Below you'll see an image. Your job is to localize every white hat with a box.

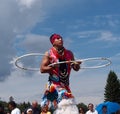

[27,108,32,113]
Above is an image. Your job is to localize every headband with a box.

[27,108,32,113]
[50,34,62,44]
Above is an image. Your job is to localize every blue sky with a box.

[0,0,120,106]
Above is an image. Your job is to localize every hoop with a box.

[15,53,45,71]
[48,57,112,69]
[15,53,112,71]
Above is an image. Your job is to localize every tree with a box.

[104,70,120,104]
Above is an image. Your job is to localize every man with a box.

[40,33,81,108]
[31,101,40,114]
[8,101,21,114]
[24,100,40,114]
[86,103,98,114]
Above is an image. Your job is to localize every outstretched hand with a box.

[71,61,82,71]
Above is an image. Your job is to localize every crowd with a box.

[1,100,120,114]
[0,100,51,114]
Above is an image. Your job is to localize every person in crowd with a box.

[26,108,33,114]
[101,105,107,114]
[86,103,98,114]
[40,33,81,108]
[116,110,120,114]
[0,104,6,114]
[79,107,85,114]
[40,104,51,114]
[31,101,40,114]
[8,101,21,114]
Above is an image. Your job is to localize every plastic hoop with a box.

[15,53,45,71]
[15,53,112,71]
[48,57,112,69]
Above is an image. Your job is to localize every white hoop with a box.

[15,53,112,71]
[48,57,112,69]
[15,53,45,71]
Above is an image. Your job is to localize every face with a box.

[27,110,33,114]
[88,104,94,111]
[8,104,13,111]
[102,107,107,112]
[32,101,38,108]
[41,105,48,113]
[53,37,63,47]
[79,107,84,113]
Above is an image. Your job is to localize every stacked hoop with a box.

[15,53,112,71]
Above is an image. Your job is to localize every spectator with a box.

[116,110,120,114]
[86,103,98,114]
[79,107,85,114]
[101,105,107,114]
[26,108,33,114]
[31,101,40,114]
[40,104,51,114]
[8,101,21,114]
[0,104,6,114]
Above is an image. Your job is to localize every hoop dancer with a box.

[40,33,81,110]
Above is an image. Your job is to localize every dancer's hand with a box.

[71,61,81,71]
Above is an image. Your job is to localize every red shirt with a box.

[48,47,73,86]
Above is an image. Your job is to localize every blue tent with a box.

[96,101,120,114]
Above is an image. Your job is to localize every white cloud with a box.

[99,31,119,42]
[75,30,120,44]
[0,67,47,103]
[15,34,51,54]
[0,0,47,80]
[16,0,36,8]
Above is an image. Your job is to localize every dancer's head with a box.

[50,33,63,47]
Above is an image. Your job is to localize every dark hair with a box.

[88,103,93,107]
[0,104,4,112]
[102,105,107,109]
[79,107,85,113]
[50,34,55,41]
[49,33,62,44]
[8,101,16,108]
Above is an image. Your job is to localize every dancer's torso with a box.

[48,47,73,86]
